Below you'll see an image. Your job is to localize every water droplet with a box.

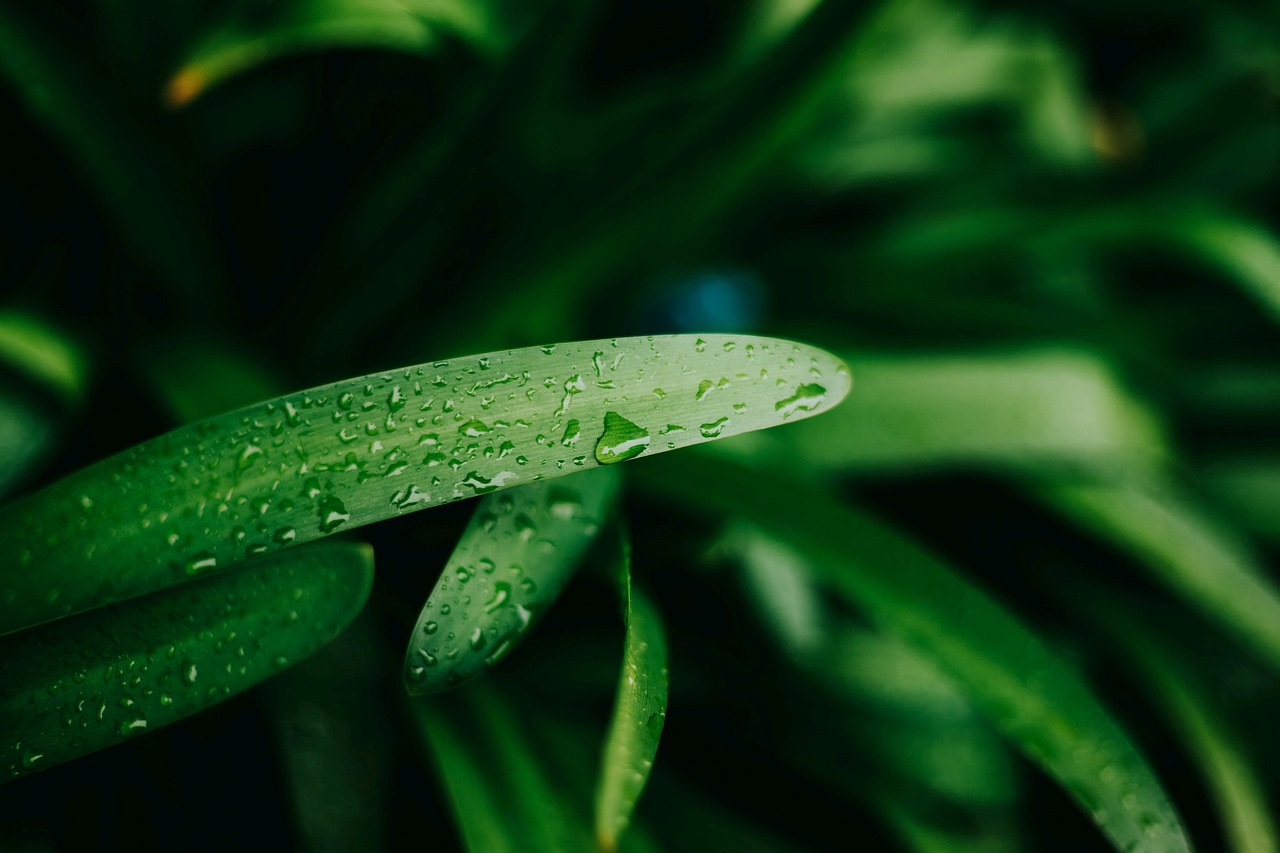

[560,419,581,446]
[595,412,650,464]
[699,417,729,438]
[185,553,217,576]
[237,443,263,470]
[273,527,296,544]
[407,665,426,682]
[458,418,490,437]
[317,495,350,533]
[694,338,706,352]
[22,748,43,768]
[181,660,198,685]
[119,715,148,737]
[469,627,488,651]
[484,582,511,613]
[423,621,439,635]
[774,383,827,418]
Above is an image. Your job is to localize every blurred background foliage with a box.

[2,0,1280,849]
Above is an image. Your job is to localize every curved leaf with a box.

[413,683,595,852]
[0,334,849,636]
[1042,480,1280,676]
[595,525,669,853]
[633,453,1191,853]
[2,541,373,782]
[404,466,619,694]
[165,0,509,107]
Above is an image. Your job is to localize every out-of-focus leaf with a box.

[1104,613,1279,853]
[165,0,508,107]
[139,334,288,425]
[634,452,1191,853]
[1042,481,1280,675]
[412,683,594,852]
[723,521,828,657]
[723,348,1165,477]
[0,311,86,403]
[595,525,668,853]
[0,311,85,499]
[1199,459,1280,542]
[2,541,373,782]
[0,334,848,636]
[404,467,619,694]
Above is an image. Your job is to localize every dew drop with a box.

[774,383,827,418]
[595,412,650,464]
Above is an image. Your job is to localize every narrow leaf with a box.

[0,310,86,403]
[0,334,849,636]
[412,683,595,852]
[1101,613,1278,853]
[404,466,619,694]
[1042,480,1280,675]
[595,525,669,853]
[1200,459,1280,543]
[633,453,1191,853]
[2,541,373,782]
[165,0,509,107]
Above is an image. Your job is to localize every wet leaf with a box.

[1,541,373,782]
[0,334,848,636]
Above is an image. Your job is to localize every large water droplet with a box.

[595,412,650,464]
[699,417,729,438]
[317,495,350,533]
[774,383,827,418]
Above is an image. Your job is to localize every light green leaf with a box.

[404,466,619,694]
[633,453,1191,853]
[2,541,373,782]
[1041,480,1280,675]
[165,0,508,107]
[0,311,86,403]
[413,683,595,852]
[0,334,848,637]
[595,525,669,853]
[722,348,1165,477]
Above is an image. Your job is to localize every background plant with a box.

[2,0,1280,850]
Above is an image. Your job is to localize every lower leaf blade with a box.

[2,541,374,782]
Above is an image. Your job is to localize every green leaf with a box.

[0,334,848,637]
[1,540,373,782]
[1101,613,1279,853]
[633,453,1191,853]
[1200,458,1280,543]
[595,525,669,853]
[723,348,1166,477]
[165,0,508,107]
[0,310,86,403]
[412,682,595,852]
[404,466,619,694]
[1041,480,1280,676]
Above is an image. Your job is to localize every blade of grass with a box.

[595,523,669,853]
[0,333,849,636]
[404,466,619,694]
[1040,480,1280,676]
[2,540,373,782]
[164,0,509,107]
[412,682,595,852]
[632,452,1191,853]
[0,311,86,404]
[1096,606,1279,853]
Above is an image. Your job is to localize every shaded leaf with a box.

[2,541,373,782]
[1042,480,1280,675]
[404,466,619,693]
[633,452,1191,853]
[595,525,669,852]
